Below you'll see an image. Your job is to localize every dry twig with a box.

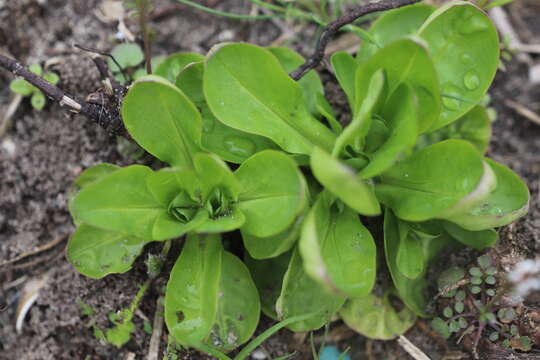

[289,0,421,80]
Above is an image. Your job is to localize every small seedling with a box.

[9,64,59,110]
[431,255,532,356]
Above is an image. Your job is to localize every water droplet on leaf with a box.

[223,136,256,157]
[442,83,462,110]
[463,71,480,90]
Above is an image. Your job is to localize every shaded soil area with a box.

[1,1,539,359]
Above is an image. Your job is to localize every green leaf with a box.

[340,293,416,340]
[299,192,376,297]
[177,62,279,164]
[446,158,529,230]
[242,213,303,260]
[333,69,384,157]
[376,140,495,222]
[154,52,204,83]
[269,46,324,117]
[437,266,465,294]
[276,248,346,332]
[68,163,121,224]
[165,234,222,348]
[122,75,202,168]
[485,0,515,9]
[205,252,260,352]
[244,252,291,319]
[356,3,435,63]
[431,317,451,339]
[29,64,42,76]
[310,147,380,216]
[108,43,144,71]
[359,83,418,179]
[395,222,425,279]
[236,150,307,238]
[478,255,492,268]
[71,165,166,240]
[442,221,498,249]
[385,210,452,316]
[418,2,499,129]
[67,224,146,279]
[194,153,240,202]
[204,43,335,154]
[10,78,34,96]
[330,51,357,108]
[447,105,491,154]
[31,91,46,110]
[43,72,60,85]
[355,38,441,133]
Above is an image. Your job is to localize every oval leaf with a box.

[154,52,204,83]
[205,252,260,352]
[68,224,146,279]
[340,294,416,340]
[177,62,279,163]
[356,3,435,63]
[418,2,499,129]
[299,192,376,297]
[311,147,380,216]
[236,150,307,238]
[376,140,492,222]
[359,83,418,179]
[165,234,222,347]
[355,38,441,133]
[446,158,529,231]
[204,43,335,154]
[275,248,346,332]
[122,75,202,168]
[72,165,166,239]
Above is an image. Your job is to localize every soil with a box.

[0,1,539,359]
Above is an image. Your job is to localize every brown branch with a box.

[289,0,423,80]
[0,54,127,136]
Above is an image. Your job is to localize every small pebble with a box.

[1,137,16,157]
[251,348,267,359]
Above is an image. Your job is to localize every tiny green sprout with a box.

[449,320,460,333]
[498,308,517,323]
[9,63,59,110]
[443,306,454,318]
[471,286,482,294]
[471,276,483,285]
[469,267,483,277]
[477,255,492,268]
[480,312,496,323]
[485,275,496,285]
[431,317,451,339]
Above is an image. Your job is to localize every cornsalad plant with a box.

[66,2,529,357]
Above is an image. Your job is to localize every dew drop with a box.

[459,15,489,35]
[441,83,462,111]
[223,136,256,157]
[463,71,480,90]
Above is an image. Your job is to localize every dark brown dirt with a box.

[1,1,539,359]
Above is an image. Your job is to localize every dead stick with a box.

[0,54,126,135]
[289,0,422,80]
